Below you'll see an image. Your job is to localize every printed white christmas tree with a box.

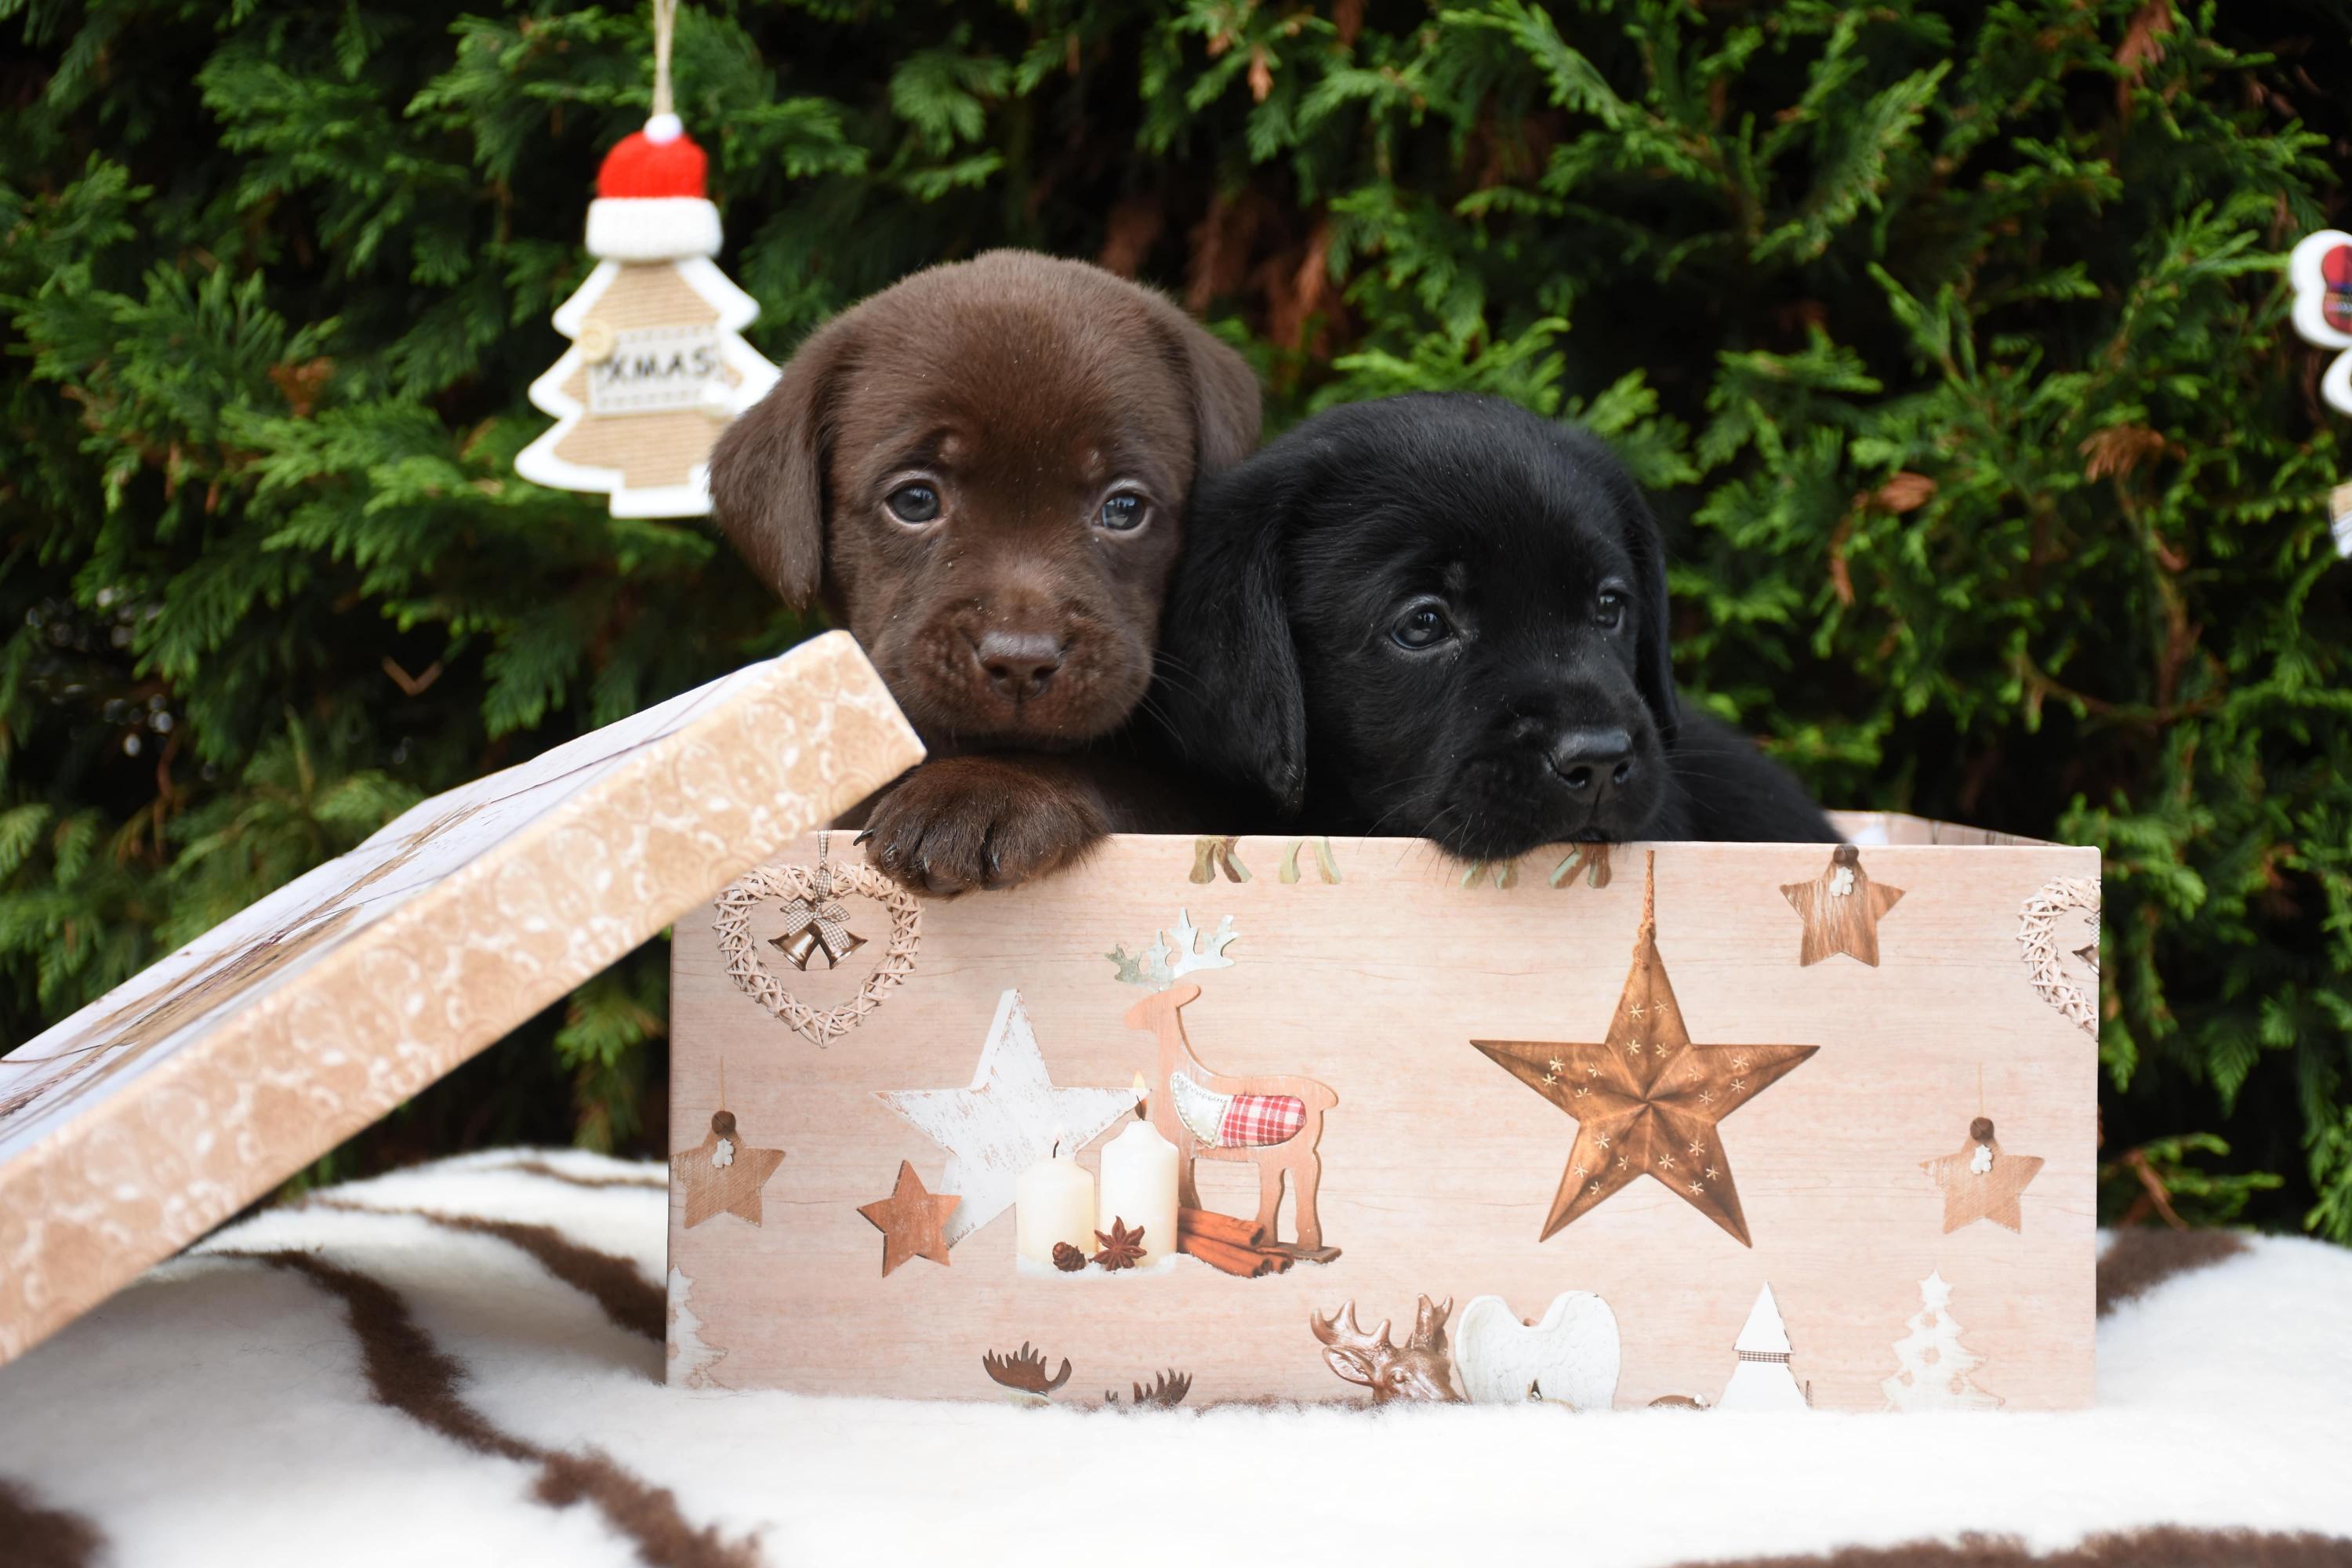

[1715,1283,1811,1411]
[1881,1270,2002,1411]
[666,1265,726,1389]
[515,113,780,518]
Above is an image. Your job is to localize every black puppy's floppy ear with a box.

[706,314,856,607]
[1135,289,1261,477]
[1599,459,1681,747]
[1154,468,1307,815]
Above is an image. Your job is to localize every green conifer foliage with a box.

[4,2,2345,1232]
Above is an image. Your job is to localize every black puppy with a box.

[1151,393,1836,857]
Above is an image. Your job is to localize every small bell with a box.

[771,919,866,970]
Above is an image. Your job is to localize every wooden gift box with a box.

[666,818,2100,1411]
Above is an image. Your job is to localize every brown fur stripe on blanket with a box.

[0,1476,105,1568]
[306,1196,665,1341]
[2094,1227,2249,1316]
[228,1247,760,1568]
[1671,1526,2352,1566]
[502,1156,668,1192]
[0,1152,2324,1568]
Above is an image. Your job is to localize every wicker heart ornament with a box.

[2015,875,2100,1037]
[716,840,920,1046]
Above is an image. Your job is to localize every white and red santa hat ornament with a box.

[584,111,726,263]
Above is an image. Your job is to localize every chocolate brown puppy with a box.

[708,250,1259,893]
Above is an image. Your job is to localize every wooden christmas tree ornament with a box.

[515,0,779,517]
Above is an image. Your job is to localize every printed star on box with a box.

[1473,853,1818,1247]
[857,1160,961,1276]
[671,1105,786,1229]
[877,989,1140,1247]
[1780,844,1904,967]
[1921,1116,2044,1233]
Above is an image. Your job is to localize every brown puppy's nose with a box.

[975,630,1065,702]
[1550,728,1635,796]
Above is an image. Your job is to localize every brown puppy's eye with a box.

[1392,603,1454,651]
[886,483,941,524]
[1595,590,1627,631]
[1097,492,1148,532]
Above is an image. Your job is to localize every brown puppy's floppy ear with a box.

[1135,289,1261,477]
[705,314,856,606]
[1152,460,1308,815]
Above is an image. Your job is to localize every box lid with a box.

[0,631,920,1367]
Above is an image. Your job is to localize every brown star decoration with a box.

[858,1160,960,1276]
[1472,851,1819,1247]
[1780,844,1904,967]
[1922,1115,2043,1233]
[671,1095,787,1230]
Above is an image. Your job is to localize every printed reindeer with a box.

[1111,912,1339,1261]
[1310,1296,1463,1404]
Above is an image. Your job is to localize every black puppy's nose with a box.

[975,631,1065,701]
[1550,728,1635,794]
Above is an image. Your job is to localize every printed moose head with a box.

[1310,1297,1462,1404]
[982,1341,1072,1405]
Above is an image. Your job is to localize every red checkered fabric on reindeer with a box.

[1169,1070,1305,1149]
[1219,1093,1305,1148]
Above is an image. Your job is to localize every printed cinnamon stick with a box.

[1176,1232,1272,1277]
[1177,1207,1266,1249]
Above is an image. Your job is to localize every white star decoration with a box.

[875,988,1139,1247]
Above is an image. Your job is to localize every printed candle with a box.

[1097,1087,1180,1269]
[1013,1138,1094,1267]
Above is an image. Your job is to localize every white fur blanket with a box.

[2,1150,2347,1568]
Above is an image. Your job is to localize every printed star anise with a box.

[1051,1241,1087,1272]
[1092,1218,1147,1271]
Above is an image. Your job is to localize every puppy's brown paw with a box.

[860,758,1109,895]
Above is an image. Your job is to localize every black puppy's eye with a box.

[885,483,941,524]
[1392,604,1454,651]
[1595,590,1627,631]
[1097,492,1149,532]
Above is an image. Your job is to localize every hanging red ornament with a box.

[515,0,779,517]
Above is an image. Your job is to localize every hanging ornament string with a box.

[1635,848,1658,955]
[649,0,678,121]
